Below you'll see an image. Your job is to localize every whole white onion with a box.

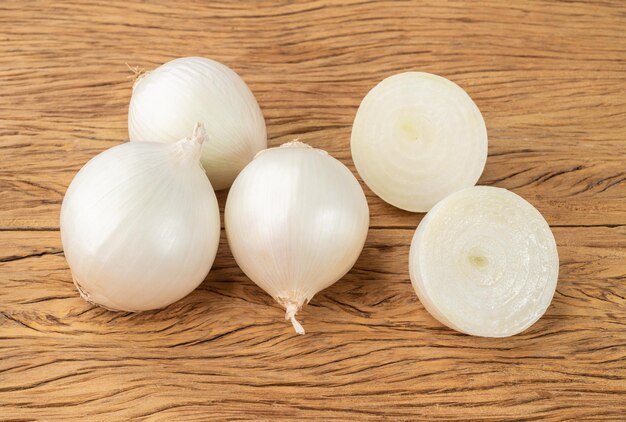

[61,124,221,311]
[128,57,267,190]
[225,142,370,334]
[351,72,488,212]
[409,186,559,337]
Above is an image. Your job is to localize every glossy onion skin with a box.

[128,57,267,190]
[409,186,559,337]
[351,72,488,212]
[60,141,221,312]
[225,144,370,315]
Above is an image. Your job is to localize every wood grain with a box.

[1,227,625,420]
[0,0,625,420]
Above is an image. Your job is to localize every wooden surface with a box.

[1,0,625,420]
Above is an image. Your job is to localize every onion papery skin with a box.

[225,142,370,334]
[60,132,221,312]
[351,72,488,212]
[128,57,267,190]
[409,186,559,337]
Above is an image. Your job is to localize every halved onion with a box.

[351,72,488,212]
[409,186,559,337]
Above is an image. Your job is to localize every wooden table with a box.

[1,1,625,420]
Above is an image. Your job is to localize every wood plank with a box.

[0,227,624,420]
[1,0,625,229]
[1,0,625,420]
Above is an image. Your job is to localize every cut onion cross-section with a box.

[409,186,559,337]
[351,72,488,212]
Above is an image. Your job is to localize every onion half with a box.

[409,186,559,337]
[351,72,488,212]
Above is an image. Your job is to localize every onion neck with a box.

[172,122,206,166]
[254,140,328,160]
[126,63,151,91]
[280,140,311,149]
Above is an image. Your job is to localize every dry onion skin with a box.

[351,72,488,212]
[225,142,369,334]
[61,124,221,312]
[409,186,559,337]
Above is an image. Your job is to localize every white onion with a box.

[225,142,370,334]
[128,57,267,190]
[351,72,488,212]
[409,186,559,337]
[60,124,221,311]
